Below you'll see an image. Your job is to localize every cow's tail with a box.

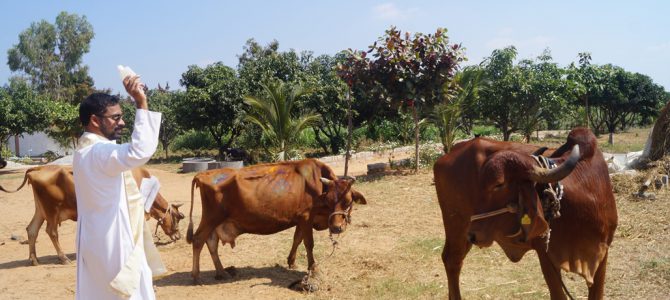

[0,168,32,193]
[186,176,198,244]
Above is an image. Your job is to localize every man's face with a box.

[96,104,125,140]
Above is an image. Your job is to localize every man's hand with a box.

[123,75,148,110]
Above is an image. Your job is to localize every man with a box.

[74,75,161,300]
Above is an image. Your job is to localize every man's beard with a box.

[101,123,124,140]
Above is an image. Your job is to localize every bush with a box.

[472,125,500,137]
[171,130,217,151]
[390,143,444,170]
[1,145,12,160]
[42,150,62,162]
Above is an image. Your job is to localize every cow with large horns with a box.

[0,165,185,265]
[434,128,617,299]
[186,158,366,284]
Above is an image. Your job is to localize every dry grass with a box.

[0,127,669,299]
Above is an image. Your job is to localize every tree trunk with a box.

[344,89,353,176]
[14,135,20,156]
[648,100,670,161]
[584,95,590,129]
[413,103,419,173]
[313,128,330,154]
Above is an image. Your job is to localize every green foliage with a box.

[171,130,217,151]
[147,88,184,159]
[301,54,350,154]
[391,144,443,170]
[244,80,321,161]
[478,47,574,142]
[44,99,80,149]
[237,39,305,95]
[7,11,94,103]
[0,78,51,144]
[472,125,500,137]
[177,62,246,159]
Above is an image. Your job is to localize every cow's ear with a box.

[520,184,548,242]
[352,189,367,205]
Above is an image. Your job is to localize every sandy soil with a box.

[1,149,668,299]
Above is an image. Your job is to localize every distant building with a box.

[6,132,72,157]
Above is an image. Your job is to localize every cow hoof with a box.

[29,258,40,266]
[192,278,203,286]
[59,257,72,265]
[288,263,297,270]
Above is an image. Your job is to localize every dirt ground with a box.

[1,142,669,299]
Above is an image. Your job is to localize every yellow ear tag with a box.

[521,214,531,225]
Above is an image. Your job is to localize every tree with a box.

[244,80,321,161]
[147,87,183,159]
[517,50,573,142]
[237,39,306,96]
[478,46,520,141]
[177,62,246,160]
[0,78,51,152]
[302,54,350,154]
[7,12,95,148]
[7,11,94,102]
[430,66,485,152]
[236,39,311,155]
[339,26,465,171]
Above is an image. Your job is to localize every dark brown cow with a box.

[0,165,185,266]
[434,128,617,299]
[186,158,366,284]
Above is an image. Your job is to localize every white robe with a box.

[74,109,161,300]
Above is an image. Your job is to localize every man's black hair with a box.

[79,93,120,126]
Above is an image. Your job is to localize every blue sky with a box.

[1,1,669,94]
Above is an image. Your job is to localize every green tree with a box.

[517,50,573,142]
[478,46,520,141]
[430,66,485,152]
[236,39,309,155]
[0,78,51,152]
[339,26,465,171]
[7,12,95,148]
[147,87,184,159]
[243,80,321,161]
[302,54,350,154]
[177,63,247,160]
[7,11,94,102]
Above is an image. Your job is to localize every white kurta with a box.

[74,109,161,300]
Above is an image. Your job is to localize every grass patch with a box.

[640,257,670,284]
[366,278,444,299]
[406,237,444,257]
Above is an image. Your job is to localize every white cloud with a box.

[372,3,420,21]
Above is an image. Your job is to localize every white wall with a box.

[6,132,72,157]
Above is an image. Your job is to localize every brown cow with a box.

[186,158,366,284]
[434,128,617,299]
[0,165,185,266]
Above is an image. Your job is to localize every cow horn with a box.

[173,203,184,208]
[320,177,333,186]
[532,146,548,156]
[529,145,580,183]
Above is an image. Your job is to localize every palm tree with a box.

[244,80,321,161]
[430,66,485,153]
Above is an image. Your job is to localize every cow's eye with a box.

[492,183,505,191]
